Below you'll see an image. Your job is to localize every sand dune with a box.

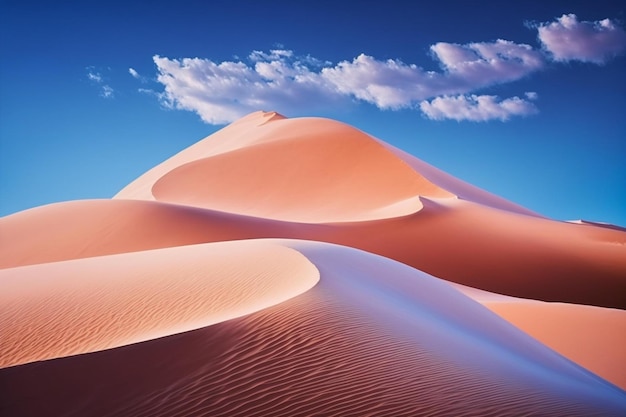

[0,240,318,367]
[2,196,624,309]
[1,241,624,416]
[151,120,452,222]
[143,113,454,222]
[1,111,625,415]
[0,198,285,269]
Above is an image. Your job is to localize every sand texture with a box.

[1,111,624,416]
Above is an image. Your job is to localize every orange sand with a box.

[453,282,626,390]
[1,111,624,416]
[0,240,318,367]
[1,241,624,416]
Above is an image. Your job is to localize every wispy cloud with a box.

[420,93,538,122]
[150,13,624,124]
[536,14,626,64]
[129,67,149,83]
[101,85,114,99]
[86,67,114,99]
[87,71,103,83]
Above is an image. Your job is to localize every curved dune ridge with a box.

[1,111,625,415]
[0,240,319,367]
[1,241,625,416]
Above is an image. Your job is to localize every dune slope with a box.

[0,240,319,367]
[1,241,623,416]
[2,196,624,309]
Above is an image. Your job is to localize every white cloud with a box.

[154,54,339,124]
[321,54,429,109]
[129,67,149,83]
[147,13,623,124]
[101,85,114,98]
[154,40,544,123]
[420,94,538,122]
[86,67,114,99]
[537,14,626,64]
[525,91,538,100]
[319,40,543,110]
[87,71,102,83]
[249,49,293,62]
[430,40,544,87]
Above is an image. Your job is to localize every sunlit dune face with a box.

[152,118,452,223]
[0,240,319,367]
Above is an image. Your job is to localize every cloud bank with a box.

[537,14,626,64]
[155,40,543,124]
[148,14,625,123]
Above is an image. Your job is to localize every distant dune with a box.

[1,111,624,416]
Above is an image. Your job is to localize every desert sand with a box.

[1,111,625,416]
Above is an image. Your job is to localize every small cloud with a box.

[525,91,538,100]
[248,49,294,62]
[129,67,148,83]
[536,14,626,64]
[86,67,114,99]
[430,40,544,85]
[419,94,538,122]
[87,71,102,83]
[101,85,114,98]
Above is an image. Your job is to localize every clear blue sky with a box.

[1,0,625,225]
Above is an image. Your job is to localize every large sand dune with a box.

[1,111,625,415]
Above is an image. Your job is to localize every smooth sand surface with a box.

[151,119,452,222]
[453,282,626,390]
[486,302,626,390]
[1,111,624,416]
[1,240,624,416]
[0,240,319,367]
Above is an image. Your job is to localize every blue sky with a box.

[1,0,625,225]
